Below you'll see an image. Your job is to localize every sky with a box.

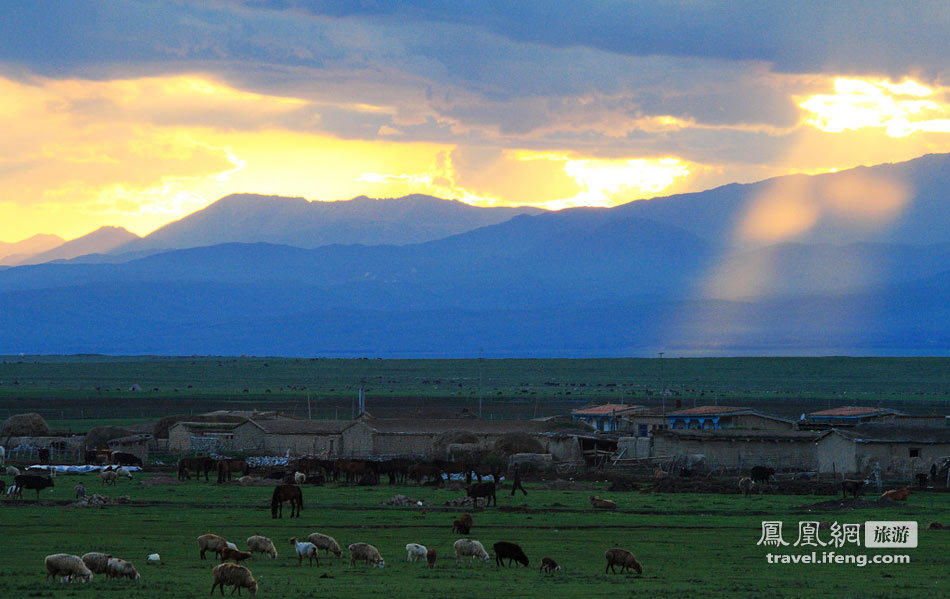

[2,1,950,243]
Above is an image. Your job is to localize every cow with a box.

[466,482,497,507]
[842,479,868,499]
[13,474,54,499]
[110,452,143,467]
[750,466,775,483]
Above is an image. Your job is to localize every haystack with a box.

[493,432,544,456]
[1,412,50,437]
[152,414,248,439]
[433,430,480,455]
[84,426,132,450]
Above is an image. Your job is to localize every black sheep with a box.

[750,466,775,483]
[493,541,529,567]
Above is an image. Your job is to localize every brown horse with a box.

[216,459,248,484]
[178,456,215,481]
[272,484,303,518]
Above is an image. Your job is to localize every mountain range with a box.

[1,153,947,356]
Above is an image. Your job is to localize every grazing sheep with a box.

[452,512,474,534]
[589,495,617,510]
[540,556,560,573]
[237,476,254,486]
[74,483,86,499]
[198,534,229,560]
[604,548,643,574]
[6,466,19,477]
[453,539,490,566]
[100,470,118,486]
[426,548,437,569]
[246,536,277,560]
[348,542,385,568]
[493,541,529,567]
[842,479,867,499]
[294,471,306,484]
[105,557,140,580]
[738,477,755,497]
[146,553,161,565]
[45,553,93,583]
[225,542,238,550]
[81,552,113,574]
[405,543,427,562]
[307,532,343,558]
[116,467,132,480]
[289,537,319,566]
[220,547,253,564]
[211,563,258,596]
[881,487,909,501]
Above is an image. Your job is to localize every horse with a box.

[178,456,215,481]
[216,459,248,484]
[271,484,303,518]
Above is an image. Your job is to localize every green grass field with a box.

[1,473,947,598]
[2,356,949,426]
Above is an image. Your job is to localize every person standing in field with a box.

[510,464,527,496]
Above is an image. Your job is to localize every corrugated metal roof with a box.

[807,406,899,418]
[571,404,646,416]
[666,406,749,416]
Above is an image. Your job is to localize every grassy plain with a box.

[0,473,947,599]
[1,356,948,426]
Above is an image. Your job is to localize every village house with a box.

[570,404,646,432]
[815,425,950,477]
[665,406,796,431]
[803,406,904,428]
[168,421,241,453]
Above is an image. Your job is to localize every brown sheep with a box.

[452,512,474,534]
[198,534,229,560]
[605,548,642,574]
[426,548,437,569]
[540,556,560,573]
[81,552,112,575]
[211,563,257,596]
[589,495,617,510]
[220,547,253,564]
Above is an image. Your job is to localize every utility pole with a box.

[478,348,484,419]
[658,352,665,414]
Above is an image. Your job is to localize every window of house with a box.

[909,448,921,458]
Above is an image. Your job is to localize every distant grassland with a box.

[0,473,947,599]
[0,356,947,425]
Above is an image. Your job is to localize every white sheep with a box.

[5,465,19,477]
[197,534,229,560]
[453,539,490,566]
[100,470,117,485]
[105,557,140,580]
[116,467,132,480]
[289,537,319,566]
[294,471,306,484]
[211,563,257,596]
[45,553,93,583]
[246,536,277,560]
[405,543,427,562]
[307,532,342,558]
[348,542,385,568]
[145,553,161,565]
[225,541,238,550]
[81,552,112,574]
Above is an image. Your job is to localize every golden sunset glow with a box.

[800,78,950,137]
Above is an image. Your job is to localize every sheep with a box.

[453,539,490,566]
[220,547,253,564]
[211,563,258,596]
[348,542,385,568]
[452,512,474,534]
[146,553,161,565]
[45,553,93,583]
[604,548,643,575]
[105,557,140,580]
[225,541,238,550]
[6,465,19,477]
[405,543,427,562]
[539,556,561,573]
[881,487,909,501]
[493,541,529,567]
[294,471,306,484]
[738,477,755,497]
[116,467,132,480]
[246,535,277,560]
[589,495,617,510]
[74,483,86,499]
[307,532,343,558]
[426,548,437,569]
[198,534,229,560]
[289,537,319,566]
[100,470,118,486]
[237,475,254,485]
